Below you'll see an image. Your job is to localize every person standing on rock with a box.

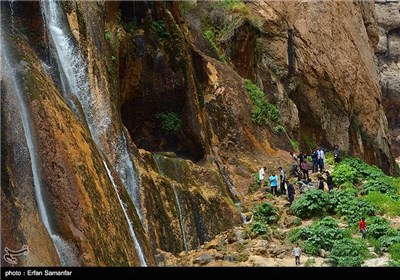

[300,159,310,181]
[359,217,366,239]
[278,167,286,195]
[318,176,325,191]
[293,242,301,266]
[269,173,278,196]
[311,149,319,173]
[317,146,325,172]
[333,145,340,163]
[287,180,295,206]
[259,167,266,189]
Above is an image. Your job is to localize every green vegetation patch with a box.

[156,112,183,134]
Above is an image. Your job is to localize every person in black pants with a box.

[311,149,318,173]
[326,171,334,192]
[287,180,295,206]
[278,167,286,195]
[318,176,325,190]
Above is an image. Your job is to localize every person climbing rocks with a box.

[318,176,325,191]
[317,146,325,172]
[287,179,295,206]
[291,160,299,177]
[298,151,304,164]
[326,171,333,192]
[269,173,278,196]
[334,145,340,163]
[300,159,310,181]
[311,149,319,173]
[359,217,366,239]
[259,167,266,189]
[278,167,286,195]
[293,242,301,266]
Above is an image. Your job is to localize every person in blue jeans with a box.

[269,173,278,196]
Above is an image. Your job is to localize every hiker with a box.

[293,242,301,266]
[359,217,366,239]
[317,146,325,172]
[287,180,295,206]
[291,161,299,177]
[333,145,340,163]
[300,159,310,181]
[326,171,333,192]
[278,167,286,195]
[311,149,319,173]
[298,151,304,164]
[290,151,298,163]
[259,167,266,189]
[318,176,325,191]
[269,173,278,196]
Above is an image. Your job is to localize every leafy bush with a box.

[366,216,392,239]
[362,178,398,195]
[328,239,368,267]
[389,243,400,261]
[378,231,400,248]
[339,182,358,193]
[290,139,299,151]
[332,164,360,185]
[273,125,286,134]
[223,0,249,15]
[250,221,270,238]
[291,189,331,218]
[335,198,375,223]
[325,151,335,165]
[253,202,278,224]
[244,80,282,127]
[152,20,170,39]
[248,173,261,193]
[364,191,400,217]
[289,217,344,256]
[156,112,183,133]
[294,217,302,226]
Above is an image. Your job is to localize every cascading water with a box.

[153,155,188,252]
[102,160,147,267]
[1,38,78,266]
[40,0,143,221]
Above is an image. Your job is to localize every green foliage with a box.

[388,260,400,267]
[332,164,360,185]
[244,80,282,128]
[364,192,400,217]
[291,139,299,151]
[248,173,261,193]
[389,243,400,261]
[339,182,358,193]
[328,239,368,267]
[336,198,376,223]
[325,151,335,165]
[291,189,331,218]
[294,217,302,226]
[366,216,392,239]
[250,221,270,238]
[105,30,111,41]
[152,20,170,39]
[203,30,227,64]
[378,231,400,248]
[156,112,183,133]
[273,125,286,134]
[362,177,399,196]
[253,202,278,224]
[290,217,344,256]
[223,0,249,15]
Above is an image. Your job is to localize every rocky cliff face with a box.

[1,0,398,267]
[375,0,400,166]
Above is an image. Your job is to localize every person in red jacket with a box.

[359,217,366,239]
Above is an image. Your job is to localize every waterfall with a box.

[1,39,78,266]
[9,0,15,33]
[40,0,143,221]
[102,160,147,267]
[235,202,253,225]
[153,155,188,252]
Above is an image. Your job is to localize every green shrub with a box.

[251,221,270,238]
[335,198,375,223]
[325,151,335,165]
[156,112,183,133]
[378,231,400,248]
[289,217,344,256]
[366,216,392,239]
[332,164,360,185]
[273,125,286,134]
[389,243,400,261]
[362,178,398,195]
[339,182,358,193]
[223,0,249,15]
[244,80,282,127]
[290,139,299,151]
[253,202,278,224]
[291,189,331,218]
[388,260,400,267]
[294,217,302,226]
[364,191,400,217]
[105,30,111,41]
[328,239,368,267]
[248,173,261,193]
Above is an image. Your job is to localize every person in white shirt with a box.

[317,147,325,172]
[259,167,266,189]
[293,242,301,266]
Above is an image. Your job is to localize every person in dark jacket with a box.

[311,149,318,173]
[287,179,295,206]
[326,171,334,192]
[318,176,325,191]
